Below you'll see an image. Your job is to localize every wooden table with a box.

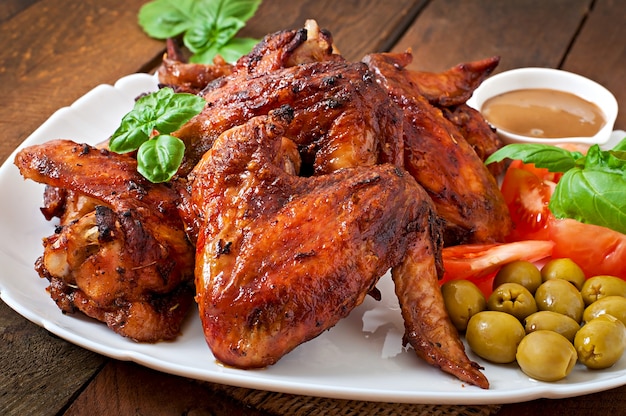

[1,1,625,415]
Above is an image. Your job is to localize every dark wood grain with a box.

[0,0,40,23]
[562,0,626,129]
[241,0,428,62]
[392,0,592,72]
[1,1,626,415]
[496,385,626,416]
[0,0,164,165]
[64,361,270,416]
[0,301,106,415]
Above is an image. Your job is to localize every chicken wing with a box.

[14,140,195,342]
[158,20,338,95]
[174,59,404,179]
[157,38,234,94]
[363,51,512,245]
[189,106,488,388]
[402,54,500,107]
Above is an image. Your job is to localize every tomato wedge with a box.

[498,159,626,281]
[500,161,555,242]
[550,218,626,280]
[441,240,554,296]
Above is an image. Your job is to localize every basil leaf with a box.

[613,136,626,151]
[183,16,245,53]
[485,143,583,172]
[216,0,262,22]
[190,37,259,63]
[550,168,626,234]
[138,0,200,39]
[137,135,186,183]
[138,0,262,63]
[109,111,155,153]
[584,144,626,174]
[152,89,206,133]
[109,88,204,154]
[109,88,205,182]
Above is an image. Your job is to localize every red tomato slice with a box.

[441,240,554,296]
[507,159,563,183]
[550,218,626,280]
[501,162,555,242]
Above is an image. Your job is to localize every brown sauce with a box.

[481,88,605,138]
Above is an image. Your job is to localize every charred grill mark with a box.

[324,97,343,109]
[354,175,381,188]
[321,75,338,87]
[127,180,147,196]
[216,239,232,256]
[95,205,117,242]
[294,250,316,260]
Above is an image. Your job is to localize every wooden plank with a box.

[391,0,592,72]
[241,0,428,62]
[0,301,107,415]
[498,385,626,416]
[64,361,270,416]
[0,0,164,165]
[0,0,40,23]
[561,0,626,130]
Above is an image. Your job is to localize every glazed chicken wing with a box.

[188,107,488,388]
[402,55,500,107]
[14,140,195,342]
[443,103,506,176]
[174,59,403,180]
[363,51,512,245]
[158,20,339,95]
[157,38,234,94]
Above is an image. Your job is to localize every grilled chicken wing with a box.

[188,107,488,388]
[158,20,338,95]
[14,140,195,342]
[402,54,500,107]
[157,39,234,94]
[174,59,403,179]
[363,51,511,245]
[442,103,505,176]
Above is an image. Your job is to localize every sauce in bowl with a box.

[481,88,606,139]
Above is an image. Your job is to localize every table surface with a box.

[1,1,625,415]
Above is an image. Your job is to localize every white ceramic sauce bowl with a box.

[467,67,618,145]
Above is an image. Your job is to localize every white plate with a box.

[2,73,626,405]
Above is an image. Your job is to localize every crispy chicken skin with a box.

[188,107,488,388]
[402,55,500,107]
[443,103,505,176]
[174,59,404,178]
[158,20,338,95]
[13,21,503,388]
[363,51,512,245]
[157,39,234,94]
[14,140,195,342]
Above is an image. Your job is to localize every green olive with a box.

[516,330,577,381]
[466,311,525,363]
[540,258,586,290]
[441,280,487,331]
[583,295,626,327]
[488,283,537,321]
[575,314,626,369]
[493,260,543,294]
[580,275,626,306]
[524,311,580,342]
[535,279,585,322]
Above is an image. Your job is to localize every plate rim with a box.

[2,73,626,405]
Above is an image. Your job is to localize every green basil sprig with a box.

[109,87,205,183]
[485,138,626,234]
[138,0,262,63]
